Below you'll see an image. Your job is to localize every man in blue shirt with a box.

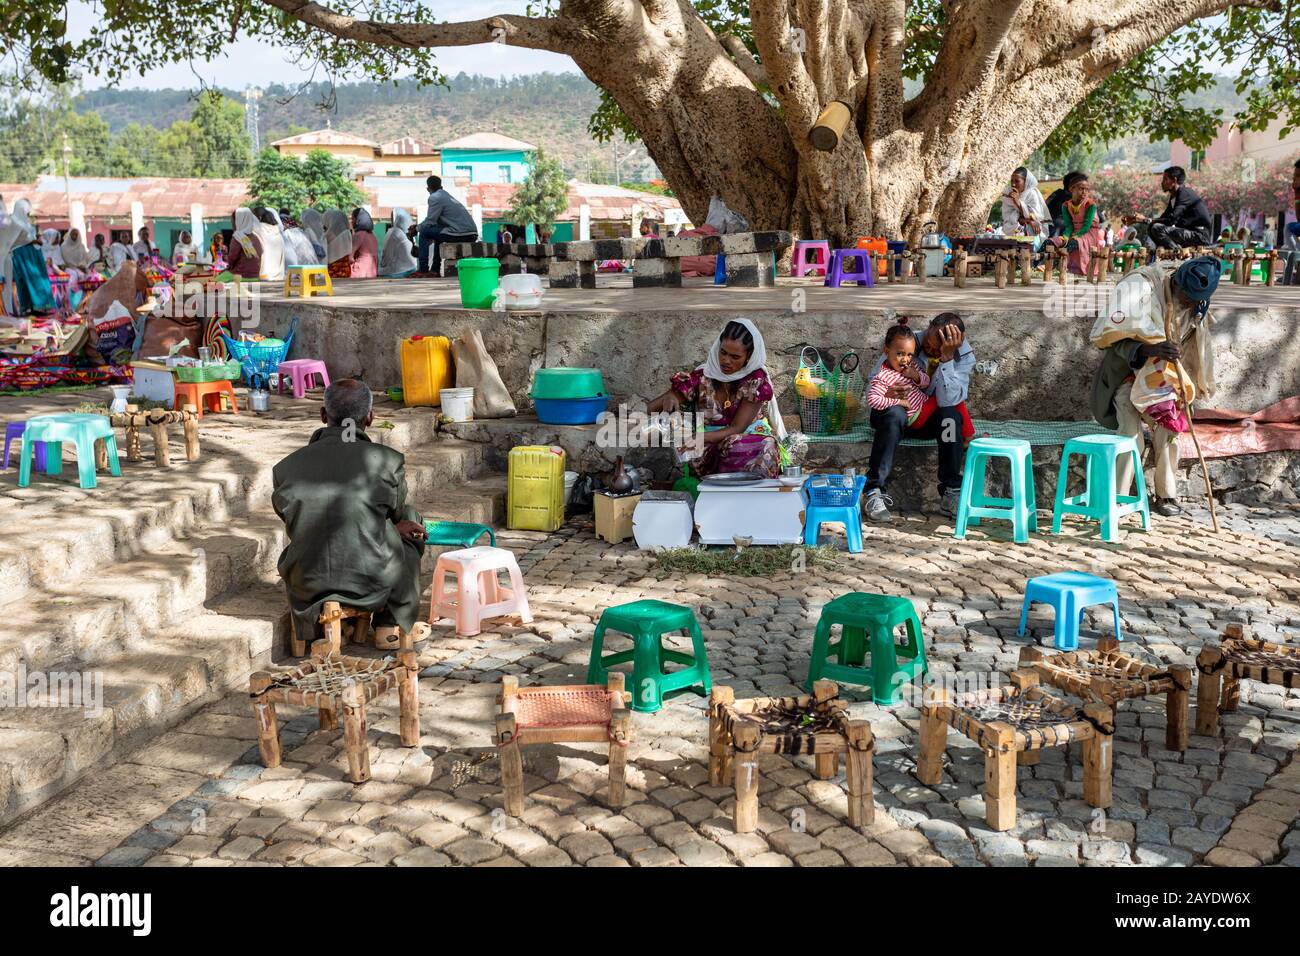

[416,176,479,276]
[864,313,976,521]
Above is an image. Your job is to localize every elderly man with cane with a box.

[1091,256,1220,520]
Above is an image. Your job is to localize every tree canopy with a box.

[247,148,366,211]
[507,148,569,228]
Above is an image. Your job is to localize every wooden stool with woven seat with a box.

[710,680,875,834]
[495,674,632,816]
[1196,623,1300,736]
[1019,638,1192,751]
[249,634,420,784]
[916,672,1115,831]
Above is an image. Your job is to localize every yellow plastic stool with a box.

[284,265,333,298]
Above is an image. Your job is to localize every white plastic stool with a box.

[429,546,533,637]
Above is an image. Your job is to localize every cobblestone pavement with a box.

[0,506,1297,868]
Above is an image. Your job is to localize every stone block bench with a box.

[439,231,793,290]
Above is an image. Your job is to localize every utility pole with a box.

[244,86,262,152]
[62,132,72,218]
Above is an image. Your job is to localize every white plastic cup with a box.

[563,470,578,503]
[440,387,475,422]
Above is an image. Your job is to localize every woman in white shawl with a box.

[323,209,353,278]
[252,207,286,281]
[300,208,328,260]
[273,209,319,266]
[380,208,419,277]
[60,228,94,294]
[0,200,55,315]
[648,317,786,477]
[41,229,65,270]
[1001,167,1051,245]
[171,230,198,266]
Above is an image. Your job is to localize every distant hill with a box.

[74,73,659,182]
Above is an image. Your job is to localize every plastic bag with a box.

[704,197,749,235]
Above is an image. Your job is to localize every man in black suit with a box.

[1124,166,1213,256]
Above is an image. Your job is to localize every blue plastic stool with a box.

[803,474,866,553]
[824,249,875,288]
[18,413,121,490]
[713,254,726,285]
[3,421,46,471]
[953,437,1037,544]
[1052,434,1150,542]
[1018,571,1122,651]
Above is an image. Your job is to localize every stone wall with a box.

[259,301,1300,424]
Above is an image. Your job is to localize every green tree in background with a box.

[248,148,364,213]
[107,123,159,177]
[190,90,252,177]
[507,148,568,233]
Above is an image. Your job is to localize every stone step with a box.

[394,438,490,489]
[416,473,507,527]
[0,580,290,827]
[0,513,287,675]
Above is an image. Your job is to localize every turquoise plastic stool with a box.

[1018,571,1122,651]
[1051,434,1150,542]
[423,520,495,548]
[806,593,927,704]
[803,474,866,553]
[18,413,121,490]
[586,599,711,713]
[953,437,1037,544]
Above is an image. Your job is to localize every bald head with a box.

[321,378,373,427]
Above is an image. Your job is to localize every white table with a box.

[693,479,808,545]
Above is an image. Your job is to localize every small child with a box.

[868,321,930,424]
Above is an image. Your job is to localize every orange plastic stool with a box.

[429,546,532,637]
[174,379,239,419]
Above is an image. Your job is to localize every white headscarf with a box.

[300,209,327,257]
[0,199,36,313]
[41,228,64,268]
[172,232,197,265]
[61,229,92,270]
[323,209,352,264]
[109,242,130,272]
[380,208,418,275]
[699,317,787,441]
[1002,171,1050,237]
[252,212,286,280]
[231,207,259,258]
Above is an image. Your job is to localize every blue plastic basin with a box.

[533,394,609,425]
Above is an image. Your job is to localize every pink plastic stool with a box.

[430,546,533,637]
[792,240,831,277]
[277,359,331,398]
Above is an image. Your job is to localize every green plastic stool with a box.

[953,437,1037,544]
[423,520,495,548]
[806,593,927,705]
[586,599,711,713]
[18,413,121,490]
[1052,433,1150,542]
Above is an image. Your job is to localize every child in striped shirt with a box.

[867,321,930,424]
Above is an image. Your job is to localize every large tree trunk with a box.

[267,0,1266,245]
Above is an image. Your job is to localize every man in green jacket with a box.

[1090,256,1219,517]
[273,379,427,650]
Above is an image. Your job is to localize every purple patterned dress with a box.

[670,367,781,477]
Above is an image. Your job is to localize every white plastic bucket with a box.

[440,387,475,422]
[563,470,578,503]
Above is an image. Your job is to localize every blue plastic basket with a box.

[804,474,866,508]
[221,317,298,386]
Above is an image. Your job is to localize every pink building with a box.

[1171,115,1300,168]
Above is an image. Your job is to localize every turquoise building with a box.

[439,132,535,185]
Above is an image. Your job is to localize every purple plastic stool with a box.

[3,421,47,472]
[824,249,875,288]
[277,359,331,399]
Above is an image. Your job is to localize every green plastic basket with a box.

[531,367,606,400]
[174,360,242,383]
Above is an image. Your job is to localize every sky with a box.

[67,0,578,90]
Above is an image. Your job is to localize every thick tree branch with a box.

[750,0,819,135]
[259,0,578,52]
[719,34,768,86]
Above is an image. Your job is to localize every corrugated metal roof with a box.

[461,180,681,222]
[4,176,252,220]
[439,132,536,152]
[381,136,439,156]
[271,128,377,148]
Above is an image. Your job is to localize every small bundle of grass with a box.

[653,543,838,578]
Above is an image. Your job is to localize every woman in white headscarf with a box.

[381,208,419,277]
[648,317,785,477]
[300,208,327,261]
[0,200,55,315]
[226,207,263,279]
[251,207,286,281]
[323,209,353,278]
[41,229,65,270]
[59,227,94,297]
[274,210,318,266]
[1001,167,1051,246]
[171,230,198,266]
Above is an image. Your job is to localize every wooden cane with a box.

[1163,299,1218,532]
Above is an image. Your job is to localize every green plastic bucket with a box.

[457,257,500,309]
[530,367,606,400]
